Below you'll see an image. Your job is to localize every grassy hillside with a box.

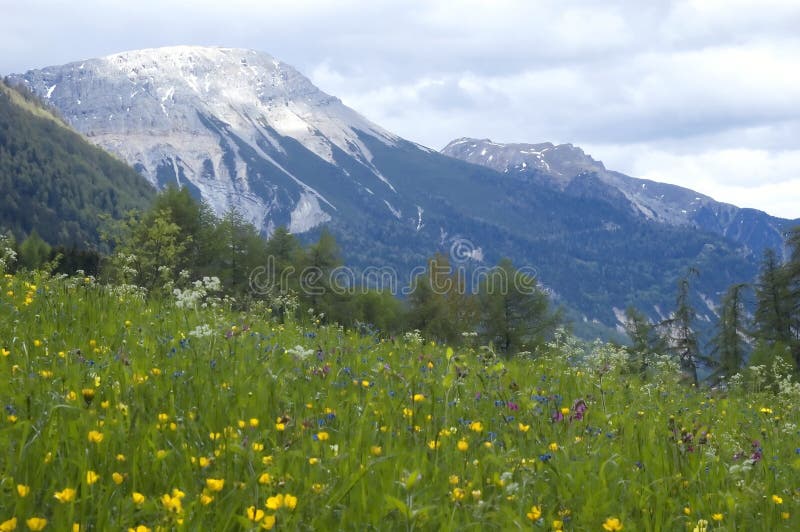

[0,80,155,248]
[1,271,798,530]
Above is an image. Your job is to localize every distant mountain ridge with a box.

[442,138,798,260]
[7,46,796,336]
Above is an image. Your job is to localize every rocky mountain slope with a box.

[442,138,797,259]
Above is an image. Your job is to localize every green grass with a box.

[1,271,798,531]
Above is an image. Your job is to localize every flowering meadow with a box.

[1,271,799,531]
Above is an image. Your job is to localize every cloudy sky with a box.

[3,0,799,218]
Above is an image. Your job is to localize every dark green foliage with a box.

[18,230,50,270]
[709,283,749,380]
[754,248,792,345]
[206,210,269,298]
[478,258,559,356]
[623,306,666,378]
[407,254,479,345]
[752,229,800,369]
[662,269,700,384]
[0,80,154,249]
[50,245,102,276]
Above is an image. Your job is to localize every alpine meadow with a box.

[3,4,800,531]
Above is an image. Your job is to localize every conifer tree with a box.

[710,283,749,379]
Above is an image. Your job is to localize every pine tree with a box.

[623,306,666,378]
[478,258,558,356]
[663,269,700,384]
[710,283,749,380]
[754,248,792,345]
[18,230,51,270]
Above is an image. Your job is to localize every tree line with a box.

[624,227,800,383]
[3,187,560,355]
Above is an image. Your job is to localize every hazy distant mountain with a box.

[0,79,154,248]
[442,138,797,260]
[9,46,794,335]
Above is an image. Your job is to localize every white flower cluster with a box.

[286,345,314,360]
[0,234,17,274]
[403,329,424,345]
[108,283,148,300]
[188,324,214,338]
[173,276,222,309]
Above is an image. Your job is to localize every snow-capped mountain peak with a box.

[12,46,400,232]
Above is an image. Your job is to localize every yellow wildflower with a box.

[246,506,265,522]
[602,517,624,531]
[26,518,47,531]
[527,505,542,521]
[261,514,276,529]
[54,488,77,503]
[206,478,225,492]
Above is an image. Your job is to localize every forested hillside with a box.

[0,80,155,248]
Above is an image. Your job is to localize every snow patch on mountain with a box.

[12,46,401,233]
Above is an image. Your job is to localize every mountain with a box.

[0,79,155,248]
[7,47,793,335]
[442,138,798,260]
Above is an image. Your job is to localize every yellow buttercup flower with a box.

[17,484,30,497]
[112,472,124,485]
[772,494,783,504]
[161,493,183,514]
[370,445,382,456]
[26,517,48,531]
[518,423,530,432]
[206,478,225,492]
[54,488,77,503]
[711,513,723,522]
[469,421,483,433]
[87,430,103,444]
[266,494,284,510]
[85,471,100,485]
[457,440,469,452]
[246,506,265,522]
[602,516,624,531]
[527,505,542,521]
[284,494,297,510]
[413,393,425,402]
[0,518,17,532]
[451,488,466,501]
[316,431,329,441]
[132,492,146,505]
[200,493,214,505]
[261,515,276,530]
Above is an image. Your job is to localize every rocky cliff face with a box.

[10,46,402,233]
